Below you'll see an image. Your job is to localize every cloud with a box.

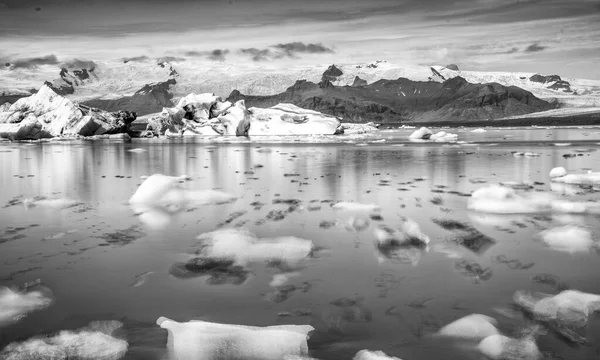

[272,42,334,56]
[183,49,229,61]
[239,48,272,62]
[239,42,334,61]
[505,47,519,54]
[60,58,96,69]
[208,49,228,62]
[9,54,59,68]
[122,55,150,63]
[524,43,547,53]
[156,56,186,63]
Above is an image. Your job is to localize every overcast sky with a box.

[1,0,599,79]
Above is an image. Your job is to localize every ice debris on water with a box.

[195,228,314,266]
[408,127,458,142]
[0,321,128,360]
[538,225,596,254]
[157,316,313,360]
[549,167,600,185]
[0,285,52,327]
[438,314,499,339]
[332,202,381,212]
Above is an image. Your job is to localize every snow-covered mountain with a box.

[2,59,599,115]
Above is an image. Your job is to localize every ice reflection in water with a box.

[0,128,600,359]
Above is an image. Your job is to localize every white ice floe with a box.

[345,216,371,232]
[332,202,381,212]
[549,167,567,178]
[157,316,313,360]
[373,218,430,247]
[468,184,600,215]
[514,290,600,328]
[471,128,487,133]
[0,321,127,360]
[129,174,237,228]
[408,127,432,140]
[538,225,596,253]
[23,197,81,210]
[353,350,403,360]
[513,152,540,157]
[196,229,314,266]
[551,169,600,185]
[0,287,52,327]
[478,334,541,360]
[408,127,458,142]
[468,185,554,214]
[127,148,147,153]
[269,272,301,288]
[437,314,499,340]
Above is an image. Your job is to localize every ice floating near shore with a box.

[468,185,554,214]
[332,202,381,212]
[408,127,458,142]
[0,321,127,360]
[471,128,487,133]
[196,228,314,266]
[22,197,81,210]
[550,167,600,185]
[438,314,499,339]
[538,225,596,253]
[373,219,430,265]
[478,334,541,360]
[514,290,600,328]
[129,174,237,228]
[468,184,600,215]
[157,316,313,360]
[0,286,53,327]
[353,350,403,360]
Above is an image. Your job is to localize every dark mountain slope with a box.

[227,77,555,123]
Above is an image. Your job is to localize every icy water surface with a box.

[1,127,600,360]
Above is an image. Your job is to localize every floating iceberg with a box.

[514,289,600,328]
[353,350,403,360]
[408,127,457,142]
[478,334,541,360]
[195,228,314,266]
[0,286,53,327]
[157,316,313,360]
[129,174,237,228]
[0,321,127,360]
[332,202,381,212]
[538,225,596,253]
[437,314,499,339]
[550,169,600,185]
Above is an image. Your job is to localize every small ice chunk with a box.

[332,202,381,212]
[23,197,80,210]
[515,289,600,328]
[549,167,567,178]
[0,287,52,327]
[157,317,313,360]
[438,314,499,339]
[0,321,128,359]
[478,334,541,360]
[346,216,370,232]
[468,185,554,214]
[471,128,486,133]
[551,171,600,185]
[353,350,403,360]
[408,127,433,140]
[196,229,314,266]
[127,148,147,153]
[538,225,595,253]
[373,218,430,247]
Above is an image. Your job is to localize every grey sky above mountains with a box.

[0,0,599,79]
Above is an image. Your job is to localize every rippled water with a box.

[1,127,600,360]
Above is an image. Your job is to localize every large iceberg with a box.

[0,85,136,140]
[157,316,313,360]
[144,93,341,137]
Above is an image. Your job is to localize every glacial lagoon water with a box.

[1,127,600,360]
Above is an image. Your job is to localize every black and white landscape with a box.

[1,1,600,360]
